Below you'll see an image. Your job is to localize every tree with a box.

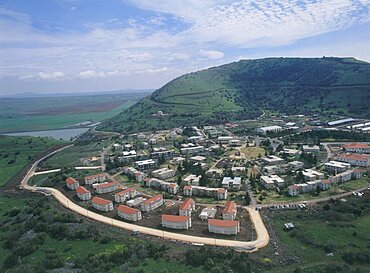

[244,192,251,206]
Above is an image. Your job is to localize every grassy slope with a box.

[100,57,370,133]
[0,94,142,133]
[0,136,65,186]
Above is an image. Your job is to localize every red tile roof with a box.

[223,201,237,214]
[322,179,332,184]
[179,198,194,211]
[289,185,299,190]
[143,194,163,205]
[217,188,226,193]
[115,188,136,197]
[208,219,239,228]
[183,185,192,190]
[353,168,366,173]
[85,173,105,179]
[96,181,119,189]
[343,143,370,149]
[92,197,111,206]
[118,205,140,214]
[162,214,189,223]
[336,153,370,161]
[66,177,78,185]
[168,183,178,188]
[76,186,89,194]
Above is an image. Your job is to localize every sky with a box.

[0,0,370,95]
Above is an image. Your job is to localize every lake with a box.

[3,127,89,140]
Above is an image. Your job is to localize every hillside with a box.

[100,57,370,133]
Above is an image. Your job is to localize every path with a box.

[19,147,270,252]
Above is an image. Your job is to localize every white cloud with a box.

[37,72,65,80]
[19,75,35,80]
[199,50,224,59]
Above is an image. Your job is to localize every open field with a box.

[240,146,266,160]
[0,93,145,133]
[0,136,65,186]
[263,192,370,272]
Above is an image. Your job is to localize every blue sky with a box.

[1,0,370,94]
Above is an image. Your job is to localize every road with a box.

[20,147,270,252]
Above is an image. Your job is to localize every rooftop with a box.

[179,198,194,211]
[92,197,111,206]
[208,219,239,228]
[118,205,140,214]
[162,214,189,223]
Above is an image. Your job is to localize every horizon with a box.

[1,0,370,94]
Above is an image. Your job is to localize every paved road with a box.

[20,147,270,252]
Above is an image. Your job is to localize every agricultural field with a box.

[0,93,147,133]
[0,135,65,187]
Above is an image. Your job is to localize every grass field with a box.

[0,135,65,186]
[240,146,266,160]
[0,93,145,133]
[265,194,370,272]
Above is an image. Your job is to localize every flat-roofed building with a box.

[260,175,285,189]
[288,161,304,171]
[256,125,282,134]
[180,146,205,155]
[84,173,106,185]
[140,194,163,212]
[184,174,201,186]
[135,159,156,170]
[222,201,237,220]
[208,219,240,235]
[302,169,325,181]
[261,155,284,165]
[324,161,351,174]
[66,177,79,190]
[152,168,176,180]
[206,168,223,178]
[92,197,113,212]
[221,177,242,191]
[96,181,119,194]
[117,205,142,222]
[162,215,191,230]
[302,145,320,153]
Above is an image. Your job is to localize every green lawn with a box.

[339,177,370,191]
[0,135,65,186]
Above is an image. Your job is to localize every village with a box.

[58,114,369,239]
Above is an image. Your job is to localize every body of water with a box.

[3,127,89,140]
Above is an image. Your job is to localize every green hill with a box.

[100,57,370,133]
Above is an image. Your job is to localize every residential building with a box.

[189,155,207,162]
[161,215,191,230]
[231,166,246,175]
[222,201,237,220]
[115,188,137,203]
[260,175,285,189]
[96,181,119,194]
[117,205,142,222]
[126,197,146,207]
[221,177,242,191]
[335,153,370,167]
[183,174,201,186]
[151,168,176,180]
[141,194,163,212]
[134,171,145,182]
[302,145,320,153]
[324,161,351,174]
[217,136,234,144]
[76,186,91,200]
[320,179,332,190]
[288,161,304,171]
[118,150,137,162]
[167,183,179,194]
[135,159,156,170]
[180,146,205,155]
[208,219,240,235]
[263,165,280,175]
[206,168,223,178]
[199,207,217,220]
[352,169,367,179]
[182,185,228,200]
[92,197,113,212]
[330,170,353,184]
[179,198,196,216]
[256,125,282,134]
[84,173,106,185]
[288,185,299,196]
[281,148,300,156]
[66,177,79,190]
[261,155,284,165]
[302,169,325,181]
[151,149,175,159]
[343,143,370,154]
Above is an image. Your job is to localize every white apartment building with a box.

[92,197,113,212]
[96,181,119,194]
[76,186,91,201]
[162,215,191,230]
[208,219,240,235]
[140,195,163,212]
[117,205,142,222]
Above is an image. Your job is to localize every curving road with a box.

[20,146,270,251]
